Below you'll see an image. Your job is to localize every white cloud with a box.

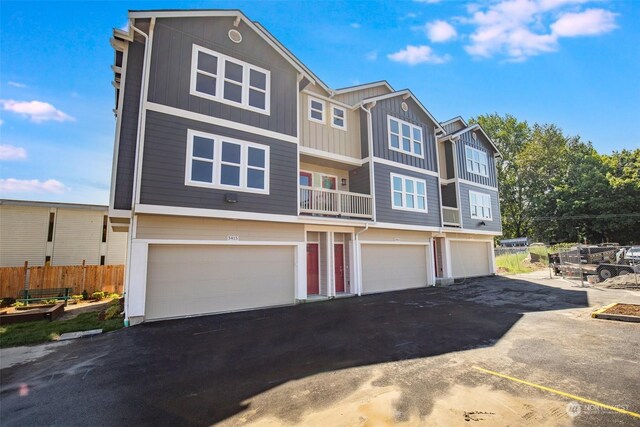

[388,45,451,65]
[8,81,27,88]
[350,22,361,29]
[0,99,74,123]
[551,8,618,37]
[0,178,68,194]
[425,20,457,42]
[365,50,379,61]
[0,145,27,161]
[463,0,618,61]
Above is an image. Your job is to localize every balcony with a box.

[442,206,461,227]
[300,187,373,219]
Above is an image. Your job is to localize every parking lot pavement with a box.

[1,272,638,426]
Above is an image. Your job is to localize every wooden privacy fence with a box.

[0,263,125,298]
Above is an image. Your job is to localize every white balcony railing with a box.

[300,187,373,219]
[442,206,461,226]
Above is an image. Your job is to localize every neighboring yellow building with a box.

[0,199,127,267]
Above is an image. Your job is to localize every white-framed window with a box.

[469,190,492,220]
[190,44,270,115]
[465,145,489,177]
[390,173,428,213]
[387,115,424,158]
[331,105,347,130]
[185,129,270,194]
[308,97,325,124]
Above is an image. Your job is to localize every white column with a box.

[125,239,148,323]
[488,241,496,274]
[327,232,335,297]
[427,238,436,286]
[443,237,453,278]
[295,243,307,300]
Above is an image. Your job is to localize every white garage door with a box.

[145,245,295,320]
[361,244,428,294]
[450,241,491,278]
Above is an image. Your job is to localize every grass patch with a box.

[496,252,536,274]
[0,311,124,348]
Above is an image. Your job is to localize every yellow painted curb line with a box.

[591,303,618,318]
[472,366,640,419]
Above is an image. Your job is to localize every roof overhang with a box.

[334,81,394,95]
[360,90,445,134]
[438,123,502,157]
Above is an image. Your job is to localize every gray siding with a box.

[333,86,391,105]
[456,130,498,187]
[370,97,438,173]
[148,17,298,137]
[444,142,455,179]
[139,111,297,215]
[373,163,441,227]
[459,182,502,232]
[113,40,145,211]
[442,120,464,135]
[348,163,370,195]
[441,184,457,207]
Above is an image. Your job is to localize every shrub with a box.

[82,290,89,300]
[44,299,59,305]
[103,304,122,320]
[92,291,105,301]
[0,298,16,308]
[108,293,120,300]
[11,301,25,308]
[71,294,84,301]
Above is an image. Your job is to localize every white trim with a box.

[390,172,428,213]
[135,239,300,246]
[304,224,356,233]
[447,237,495,242]
[440,177,455,185]
[387,115,424,158]
[302,89,352,109]
[296,243,306,300]
[185,129,270,194]
[298,146,366,166]
[440,116,467,128]
[109,42,129,210]
[189,44,271,115]
[469,190,493,221]
[296,75,301,215]
[458,179,498,192]
[488,241,496,274]
[145,101,298,144]
[330,105,347,131]
[360,240,430,246]
[373,157,439,178]
[308,96,325,124]
[109,208,132,219]
[440,124,501,157]
[334,81,394,95]
[465,145,489,178]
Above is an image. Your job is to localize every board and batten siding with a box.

[0,205,49,267]
[333,86,392,106]
[458,182,502,233]
[139,111,297,215]
[114,40,145,211]
[373,163,441,227]
[135,215,305,242]
[370,97,438,173]
[300,92,361,158]
[147,17,298,137]
[455,130,498,188]
[442,120,464,135]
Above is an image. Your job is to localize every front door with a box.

[307,243,319,295]
[334,243,345,293]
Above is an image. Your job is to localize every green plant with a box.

[71,294,84,301]
[11,301,25,308]
[82,290,89,300]
[0,298,16,308]
[44,299,59,305]
[92,291,106,301]
[495,253,536,274]
[108,293,120,300]
[103,304,122,320]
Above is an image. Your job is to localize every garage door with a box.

[361,244,428,294]
[145,245,295,320]
[450,241,491,278]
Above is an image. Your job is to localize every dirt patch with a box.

[600,275,640,289]
[604,303,640,317]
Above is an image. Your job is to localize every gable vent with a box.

[228,29,243,43]
[401,102,408,112]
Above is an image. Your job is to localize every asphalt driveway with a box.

[1,273,639,426]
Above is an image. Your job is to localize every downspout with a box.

[123,17,155,327]
[354,223,370,296]
[435,128,445,234]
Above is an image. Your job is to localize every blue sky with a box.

[1,0,638,204]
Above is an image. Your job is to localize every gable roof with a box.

[439,123,502,157]
[128,9,320,88]
[440,116,467,128]
[359,90,445,134]
[334,81,394,95]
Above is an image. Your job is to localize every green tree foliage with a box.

[470,114,640,245]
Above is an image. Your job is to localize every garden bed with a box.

[592,303,640,323]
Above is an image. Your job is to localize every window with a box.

[47,212,55,242]
[390,173,427,213]
[465,146,489,177]
[101,215,108,243]
[331,106,347,130]
[100,256,105,266]
[469,190,492,220]
[308,97,325,124]
[45,256,51,266]
[387,116,423,157]
[185,129,270,194]
[190,44,270,114]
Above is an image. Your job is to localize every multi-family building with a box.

[109,10,502,324]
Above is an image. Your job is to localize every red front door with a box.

[334,244,345,293]
[307,243,319,295]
